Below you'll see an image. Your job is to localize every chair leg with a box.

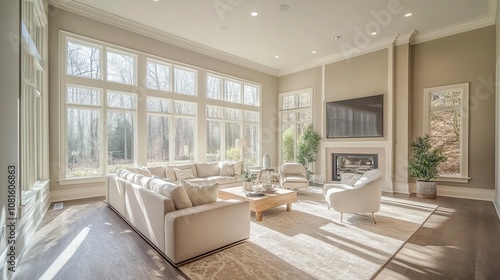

[372,213,377,224]
[340,213,343,223]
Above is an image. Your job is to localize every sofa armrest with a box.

[125,182,175,252]
[164,200,250,264]
[107,174,126,216]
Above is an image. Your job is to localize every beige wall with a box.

[412,26,496,190]
[325,49,388,100]
[48,8,279,192]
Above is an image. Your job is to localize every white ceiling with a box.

[58,0,496,76]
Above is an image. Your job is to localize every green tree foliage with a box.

[226,147,240,161]
[297,124,322,170]
[408,135,447,181]
[282,127,295,163]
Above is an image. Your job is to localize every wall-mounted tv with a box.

[326,94,384,138]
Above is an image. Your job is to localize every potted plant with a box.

[297,124,322,181]
[408,134,446,199]
[241,170,257,192]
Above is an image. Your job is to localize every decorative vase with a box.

[263,152,270,169]
[416,181,437,199]
[243,181,253,192]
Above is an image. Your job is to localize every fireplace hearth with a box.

[332,153,378,181]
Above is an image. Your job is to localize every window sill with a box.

[435,175,471,184]
[58,176,107,186]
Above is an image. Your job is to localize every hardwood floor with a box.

[12,192,500,280]
[12,197,188,280]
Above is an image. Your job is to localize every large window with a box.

[20,0,48,201]
[61,32,261,181]
[279,89,312,164]
[424,83,469,182]
[206,105,259,166]
[206,73,259,106]
[63,37,138,179]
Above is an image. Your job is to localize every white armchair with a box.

[280,163,309,190]
[323,169,384,223]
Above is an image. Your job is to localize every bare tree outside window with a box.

[67,41,101,79]
[147,60,170,91]
[174,67,196,95]
[107,50,135,85]
[207,74,222,100]
[243,84,258,106]
[67,108,101,178]
[429,90,461,175]
[225,80,242,103]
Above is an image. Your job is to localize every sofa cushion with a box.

[135,166,152,177]
[147,166,167,179]
[206,176,238,185]
[179,180,219,206]
[150,179,193,210]
[340,173,362,187]
[140,176,154,190]
[196,162,220,178]
[219,162,235,176]
[174,168,195,181]
[166,164,197,181]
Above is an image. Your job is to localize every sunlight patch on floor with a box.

[38,226,90,280]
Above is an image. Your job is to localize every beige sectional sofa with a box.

[127,161,243,188]
[107,167,250,265]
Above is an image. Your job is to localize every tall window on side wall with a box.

[423,83,469,182]
[20,0,49,203]
[279,89,312,164]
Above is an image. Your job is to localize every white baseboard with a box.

[494,196,500,220]
[437,185,495,201]
[407,183,495,201]
[392,183,410,194]
[50,185,106,203]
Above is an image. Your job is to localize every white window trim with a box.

[423,82,470,183]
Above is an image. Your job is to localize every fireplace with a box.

[332,153,378,181]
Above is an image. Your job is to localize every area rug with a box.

[179,187,437,280]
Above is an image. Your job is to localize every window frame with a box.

[423,82,470,183]
[278,88,313,165]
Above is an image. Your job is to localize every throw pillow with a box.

[220,163,235,176]
[345,174,362,187]
[174,168,195,181]
[150,179,193,210]
[179,180,219,206]
[136,165,152,177]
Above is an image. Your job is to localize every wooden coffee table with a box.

[218,186,297,221]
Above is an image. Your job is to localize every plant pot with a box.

[416,181,437,199]
[242,181,253,192]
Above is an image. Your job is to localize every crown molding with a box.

[412,0,497,45]
[279,36,397,77]
[394,31,419,46]
[48,0,279,76]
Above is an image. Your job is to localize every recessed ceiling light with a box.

[279,4,290,11]
[371,31,378,36]
[334,36,341,40]
[153,0,159,2]
[311,50,317,54]
[405,12,413,17]
[251,11,258,17]
[275,55,280,58]
[220,26,229,31]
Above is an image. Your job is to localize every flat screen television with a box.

[326,94,384,138]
